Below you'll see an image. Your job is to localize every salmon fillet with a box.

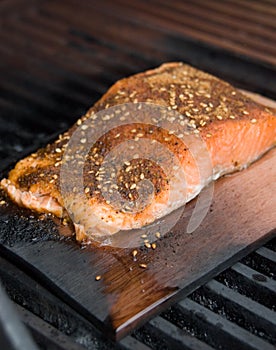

[1,62,275,242]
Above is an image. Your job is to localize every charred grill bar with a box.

[0,1,275,349]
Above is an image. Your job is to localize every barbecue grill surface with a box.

[0,1,275,349]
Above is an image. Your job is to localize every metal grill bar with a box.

[205,280,276,343]
[256,247,276,263]
[15,304,85,350]
[186,0,276,28]
[231,263,276,295]
[178,298,275,350]
[241,251,276,280]
[119,336,152,350]
[148,316,215,350]
[104,0,276,63]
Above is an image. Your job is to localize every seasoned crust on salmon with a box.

[1,62,276,242]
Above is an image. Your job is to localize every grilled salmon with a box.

[1,63,276,242]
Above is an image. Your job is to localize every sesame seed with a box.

[0,200,6,205]
[80,138,86,144]
[132,250,138,258]
[84,187,90,193]
[95,275,101,281]
[140,173,145,180]
[126,166,132,172]
[139,264,147,269]
[206,133,212,138]
[155,232,161,238]
[145,242,151,249]
[243,110,249,115]
[129,91,137,98]
[62,218,68,226]
[151,243,157,249]
[216,115,223,120]
[141,234,147,238]
[115,133,120,138]
[229,115,235,119]
[55,148,62,153]
[130,183,137,190]
[251,118,257,124]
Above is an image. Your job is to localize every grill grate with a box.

[0,1,275,349]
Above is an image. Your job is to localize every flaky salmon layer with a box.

[1,63,275,242]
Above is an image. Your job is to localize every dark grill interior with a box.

[0,1,275,349]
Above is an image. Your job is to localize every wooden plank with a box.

[0,142,275,339]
